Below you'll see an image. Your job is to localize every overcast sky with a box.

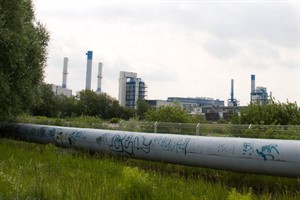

[34,0,299,106]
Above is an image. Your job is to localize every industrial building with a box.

[167,97,224,108]
[51,84,72,97]
[118,71,147,109]
[147,100,177,108]
[250,74,269,105]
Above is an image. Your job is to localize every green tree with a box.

[136,100,151,119]
[236,100,300,125]
[76,90,133,120]
[0,0,49,123]
[145,106,192,123]
[56,95,78,118]
[31,83,58,117]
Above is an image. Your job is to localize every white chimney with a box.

[62,57,68,88]
[97,62,103,92]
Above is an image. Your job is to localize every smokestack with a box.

[97,62,103,92]
[85,51,93,90]
[251,74,255,93]
[62,57,68,88]
[230,79,234,101]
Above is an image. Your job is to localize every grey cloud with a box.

[96,3,297,48]
[142,68,178,82]
[203,37,238,59]
[42,2,297,50]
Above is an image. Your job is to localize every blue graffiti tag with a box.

[243,142,254,156]
[256,144,279,161]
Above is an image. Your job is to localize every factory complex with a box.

[51,51,271,121]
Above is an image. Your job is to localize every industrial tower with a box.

[250,74,268,105]
[118,71,147,109]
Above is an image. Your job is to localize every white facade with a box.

[51,85,72,97]
[118,71,146,108]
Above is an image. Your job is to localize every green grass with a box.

[1,138,300,200]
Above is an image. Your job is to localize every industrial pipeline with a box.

[1,123,299,178]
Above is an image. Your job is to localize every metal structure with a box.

[227,79,238,106]
[2,123,300,178]
[250,74,268,105]
[96,62,103,93]
[85,51,93,90]
[62,57,69,89]
[118,71,147,109]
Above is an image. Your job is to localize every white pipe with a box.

[3,123,300,178]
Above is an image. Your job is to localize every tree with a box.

[56,95,78,118]
[0,0,49,123]
[235,100,300,125]
[144,106,192,123]
[31,83,58,117]
[76,90,132,120]
[136,100,151,119]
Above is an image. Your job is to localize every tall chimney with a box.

[97,62,103,92]
[62,57,68,88]
[251,74,255,93]
[85,51,93,90]
[230,79,234,101]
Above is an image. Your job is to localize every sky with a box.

[34,0,299,106]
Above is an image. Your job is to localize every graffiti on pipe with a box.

[54,129,87,146]
[96,133,191,156]
[96,134,152,155]
[243,142,254,156]
[153,137,190,155]
[256,144,279,161]
[243,142,280,161]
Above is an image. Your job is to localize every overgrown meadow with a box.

[1,116,300,199]
[1,139,300,199]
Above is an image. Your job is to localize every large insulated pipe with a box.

[96,62,103,92]
[85,51,93,90]
[62,57,69,88]
[2,123,300,178]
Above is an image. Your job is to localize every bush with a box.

[110,118,120,124]
[120,167,155,199]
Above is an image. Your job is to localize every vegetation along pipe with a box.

[2,123,300,178]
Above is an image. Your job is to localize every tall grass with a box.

[1,138,300,199]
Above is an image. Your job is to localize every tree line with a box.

[31,83,135,120]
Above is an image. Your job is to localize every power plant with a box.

[49,50,274,116]
[250,74,268,105]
